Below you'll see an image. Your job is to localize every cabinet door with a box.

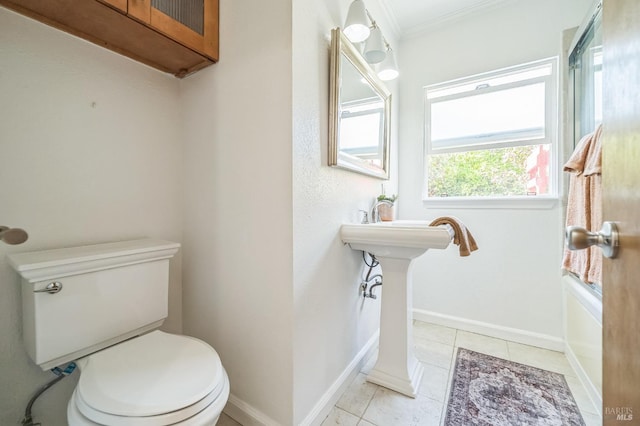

[128,0,150,21]
[98,0,128,13]
[129,0,218,61]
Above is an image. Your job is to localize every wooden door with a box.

[602,0,640,423]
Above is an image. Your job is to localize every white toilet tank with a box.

[8,239,180,370]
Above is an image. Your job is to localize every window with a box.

[424,58,558,204]
[339,97,385,168]
[570,6,602,141]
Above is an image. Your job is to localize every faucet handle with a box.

[359,210,369,224]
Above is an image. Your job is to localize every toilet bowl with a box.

[66,331,230,425]
[7,239,230,426]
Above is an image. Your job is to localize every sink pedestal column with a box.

[366,256,422,398]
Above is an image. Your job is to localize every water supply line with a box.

[361,252,382,299]
[21,362,76,426]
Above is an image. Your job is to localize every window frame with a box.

[423,57,560,208]
[339,97,386,163]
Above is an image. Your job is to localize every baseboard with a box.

[223,394,282,426]
[413,308,564,352]
[222,331,379,426]
[299,331,379,426]
[564,342,602,415]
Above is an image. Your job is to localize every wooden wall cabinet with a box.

[1,0,219,77]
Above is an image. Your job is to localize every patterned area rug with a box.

[444,348,585,426]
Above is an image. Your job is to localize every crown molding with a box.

[392,0,518,40]
[374,0,402,41]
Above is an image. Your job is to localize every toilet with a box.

[8,239,229,425]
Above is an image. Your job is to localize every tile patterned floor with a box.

[217,412,242,426]
[216,320,602,426]
[321,321,602,426]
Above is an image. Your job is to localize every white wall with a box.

[291,0,398,423]
[0,8,183,425]
[398,0,593,343]
[180,0,295,424]
[181,0,399,423]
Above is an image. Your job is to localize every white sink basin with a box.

[340,219,453,397]
[341,220,453,258]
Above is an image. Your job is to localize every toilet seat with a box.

[69,331,228,425]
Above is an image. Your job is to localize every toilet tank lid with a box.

[7,239,180,283]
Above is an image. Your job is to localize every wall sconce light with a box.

[377,45,399,81]
[343,0,399,80]
[344,0,370,42]
[364,23,386,64]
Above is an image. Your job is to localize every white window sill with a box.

[423,196,559,210]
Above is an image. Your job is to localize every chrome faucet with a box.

[371,200,393,223]
[359,210,370,224]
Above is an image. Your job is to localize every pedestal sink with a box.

[341,220,453,397]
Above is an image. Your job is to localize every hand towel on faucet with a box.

[562,125,603,284]
[429,216,478,257]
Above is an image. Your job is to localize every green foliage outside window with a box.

[427,146,535,197]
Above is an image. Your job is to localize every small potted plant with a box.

[376,193,397,221]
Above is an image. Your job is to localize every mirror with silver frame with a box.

[329,28,391,179]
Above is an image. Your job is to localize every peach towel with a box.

[562,125,603,285]
[429,216,478,257]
